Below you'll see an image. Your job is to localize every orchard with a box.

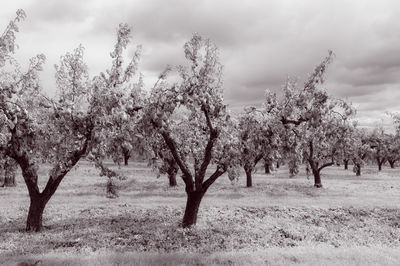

[1,9,400,266]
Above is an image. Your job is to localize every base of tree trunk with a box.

[314,183,323,188]
[26,199,46,232]
[182,191,204,228]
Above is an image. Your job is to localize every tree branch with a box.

[160,130,193,191]
[202,166,226,192]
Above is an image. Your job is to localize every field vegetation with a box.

[1,161,400,265]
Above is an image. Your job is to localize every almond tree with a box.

[140,35,239,227]
[0,11,141,231]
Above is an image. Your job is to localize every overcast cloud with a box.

[1,0,400,129]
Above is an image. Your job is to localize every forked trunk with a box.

[26,196,47,232]
[388,160,395,169]
[182,190,204,228]
[244,165,252,187]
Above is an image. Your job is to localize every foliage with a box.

[141,34,240,189]
[263,52,355,185]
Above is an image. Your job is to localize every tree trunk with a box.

[244,165,252,187]
[355,163,361,176]
[378,162,383,171]
[26,196,47,232]
[312,167,322,188]
[344,159,349,170]
[276,162,280,169]
[1,157,17,187]
[389,160,395,169]
[167,166,178,187]
[264,161,270,174]
[123,150,130,166]
[2,173,16,187]
[182,190,204,228]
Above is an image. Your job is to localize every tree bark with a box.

[343,159,349,170]
[388,160,395,169]
[244,165,252,187]
[276,161,280,169]
[182,190,204,228]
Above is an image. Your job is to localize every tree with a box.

[350,129,370,176]
[300,104,353,187]
[384,134,400,168]
[0,153,17,187]
[264,51,354,187]
[140,35,239,227]
[369,128,389,171]
[0,11,141,231]
[237,107,280,187]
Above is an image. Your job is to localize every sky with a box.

[1,0,400,129]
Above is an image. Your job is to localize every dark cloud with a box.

[2,0,400,128]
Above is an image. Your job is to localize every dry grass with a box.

[1,161,400,265]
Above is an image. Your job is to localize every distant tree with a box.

[0,153,17,187]
[237,107,280,187]
[264,51,354,187]
[140,35,239,227]
[384,134,400,168]
[350,129,371,176]
[368,128,389,171]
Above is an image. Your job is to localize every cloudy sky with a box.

[2,0,400,129]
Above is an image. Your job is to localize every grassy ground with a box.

[1,161,400,265]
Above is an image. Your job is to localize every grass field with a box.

[1,161,400,265]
